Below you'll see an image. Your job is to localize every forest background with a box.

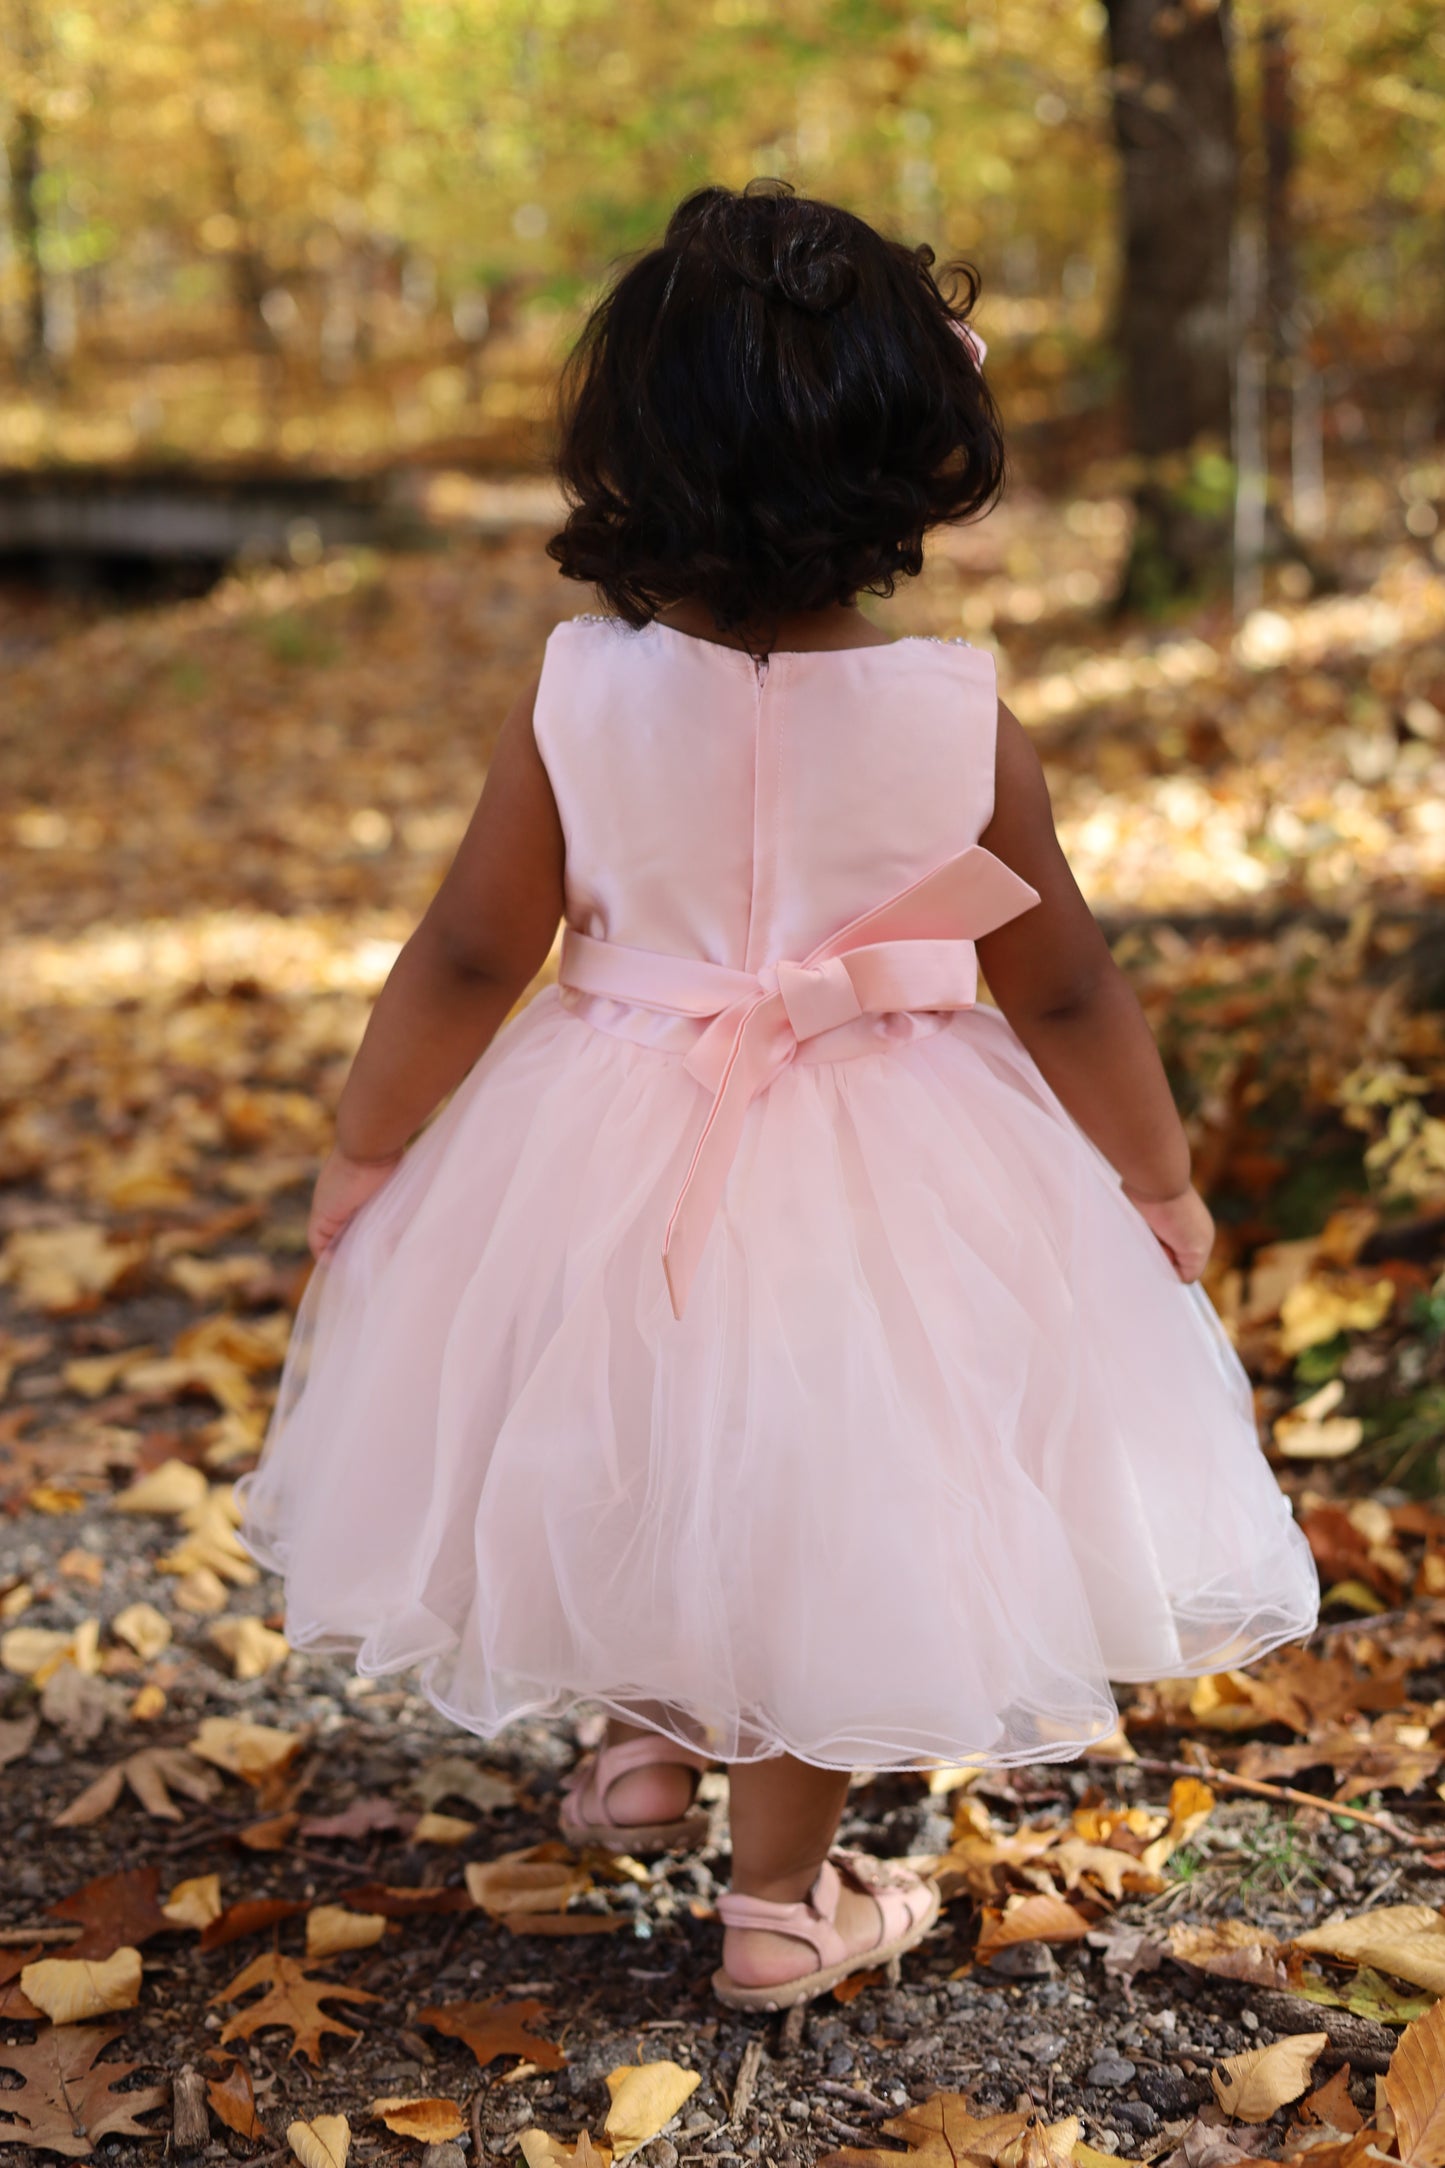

[5,5,1445,2166]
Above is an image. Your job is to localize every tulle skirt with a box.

[235,987,1320,1771]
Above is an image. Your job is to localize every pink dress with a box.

[236,615,1320,1770]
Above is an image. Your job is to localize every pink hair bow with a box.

[952,319,987,367]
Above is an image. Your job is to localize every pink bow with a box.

[558,843,1039,1318]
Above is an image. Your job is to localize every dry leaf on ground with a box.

[369,2097,468,2141]
[288,2113,351,2168]
[520,2133,613,2168]
[414,1997,565,2072]
[111,1459,210,1516]
[412,1754,518,1813]
[204,2054,265,2141]
[199,1897,308,1952]
[20,1949,143,2024]
[52,1745,222,1826]
[110,1602,171,1661]
[816,2091,1039,2168]
[163,1876,224,1931]
[1385,1994,1445,2166]
[1211,2033,1329,2120]
[465,1843,592,1917]
[3,1619,99,1683]
[975,1892,1093,1960]
[1300,2064,1365,2135]
[413,1811,476,1844]
[208,1615,289,1679]
[0,1712,39,1768]
[1292,1905,1445,1995]
[305,1906,388,1959]
[47,1866,171,1961]
[190,1714,302,1783]
[1168,1920,1287,1989]
[336,1881,471,1919]
[603,2062,701,2160]
[0,2024,167,2157]
[211,1951,379,2066]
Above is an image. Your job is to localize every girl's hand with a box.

[308,1146,403,1260]
[1122,1180,1215,1284]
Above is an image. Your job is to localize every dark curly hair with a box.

[545,178,1005,645]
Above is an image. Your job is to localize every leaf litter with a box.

[5,516,1445,2158]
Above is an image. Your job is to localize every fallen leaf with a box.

[1291,1905,1445,1995]
[603,2062,701,2160]
[208,1615,290,1679]
[190,1714,302,1784]
[412,1754,518,1813]
[239,1810,302,1850]
[465,1842,591,1918]
[58,1548,106,1586]
[1083,1921,1168,1984]
[289,2113,351,2168]
[212,1950,379,2066]
[204,2054,265,2141]
[1168,1920,1287,1989]
[39,1662,114,1748]
[2,1618,100,1684]
[305,1906,388,1959]
[1299,2063,1364,2134]
[1279,1276,1394,1355]
[21,1949,143,2024]
[997,2116,1083,2168]
[0,1947,46,2023]
[816,2092,1032,2168]
[301,1797,417,1841]
[163,1876,224,1931]
[1211,2033,1328,2119]
[52,1746,222,1826]
[413,1811,476,1845]
[369,2096,468,2142]
[0,1224,147,1313]
[336,1880,471,1918]
[111,1457,210,1516]
[520,2134,614,2168]
[1386,1994,1445,2165]
[48,1867,171,1961]
[1293,1964,1434,2025]
[0,2024,167,2157]
[975,1892,1093,1961]
[111,1603,172,1661]
[199,1897,309,1952]
[0,1712,39,1768]
[415,1997,565,2072]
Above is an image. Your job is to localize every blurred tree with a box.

[1103,0,1239,608]
[2,0,50,379]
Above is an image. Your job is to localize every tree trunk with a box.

[1103,0,1239,608]
[1260,12,1297,365]
[9,103,47,378]
[7,0,50,381]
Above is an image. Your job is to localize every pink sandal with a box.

[712,1848,941,2011]
[558,1736,713,1854]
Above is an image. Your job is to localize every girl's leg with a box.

[723,1753,880,1990]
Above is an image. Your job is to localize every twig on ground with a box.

[1084,1750,1445,1849]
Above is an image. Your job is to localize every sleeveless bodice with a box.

[532,616,1002,1061]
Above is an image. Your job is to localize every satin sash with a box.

[557,843,1041,1318]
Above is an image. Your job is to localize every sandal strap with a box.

[562,1736,711,1833]
[716,1851,936,1968]
[716,1859,846,1966]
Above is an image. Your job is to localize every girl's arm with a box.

[309,670,565,1255]
[975,701,1213,1282]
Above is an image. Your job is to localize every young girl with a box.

[237,180,1320,2012]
